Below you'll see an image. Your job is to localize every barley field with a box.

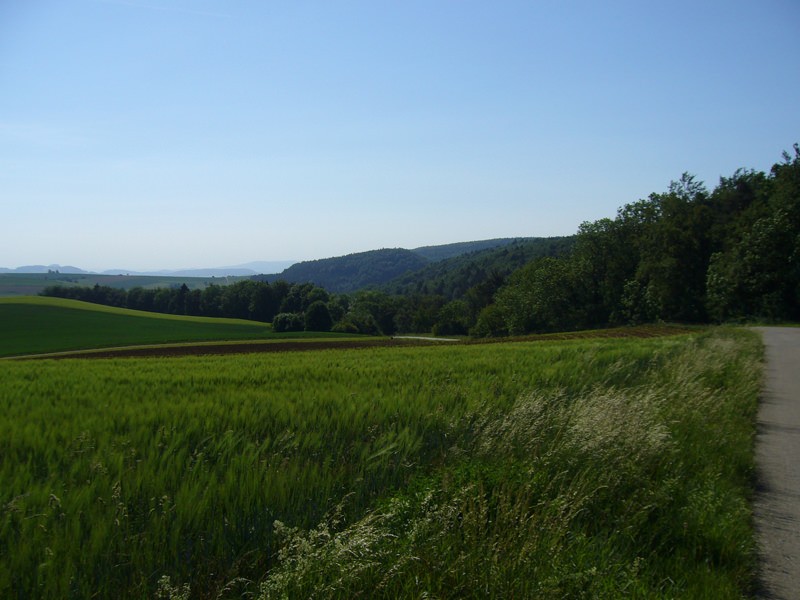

[0,329,761,598]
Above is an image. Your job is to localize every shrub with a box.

[272,312,304,332]
[304,301,333,332]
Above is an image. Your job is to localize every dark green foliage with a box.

[470,303,508,337]
[331,291,391,335]
[481,145,800,335]
[411,238,530,262]
[383,237,575,300]
[304,301,332,332]
[258,248,429,293]
[42,279,332,325]
[706,147,800,322]
[495,258,585,334]
[432,300,470,336]
[272,312,304,332]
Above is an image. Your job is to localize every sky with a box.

[1,0,798,272]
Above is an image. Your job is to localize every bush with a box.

[331,320,360,334]
[272,312,304,332]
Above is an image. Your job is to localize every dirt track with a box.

[753,327,800,599]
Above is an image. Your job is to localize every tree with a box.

[495,257,582,334]
[249,283,279,322]
[432,300,470,336]
[471,304,508,337]
[272,313,304,332]
[304,301,332,332]
[201,285,223,317]
[632,178,713,322]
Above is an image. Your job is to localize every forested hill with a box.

[383,237,575,299]
[253,239,544,294]
[411,238,531,262]
[255,248,428,293]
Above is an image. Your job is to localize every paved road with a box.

[753,327,800,599]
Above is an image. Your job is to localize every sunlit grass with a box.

[0,329,761,598]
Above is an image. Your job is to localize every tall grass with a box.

[0,329,760,598]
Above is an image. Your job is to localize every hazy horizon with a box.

[2,1,798,271]
[0,236,537,273]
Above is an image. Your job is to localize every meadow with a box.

[0,297,354,357]
[0,328,761,598]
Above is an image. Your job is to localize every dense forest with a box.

[253,238,543,293]
[473,145,800,336]
[410,237,530,261]
[43,146,799,336]
[381,237,574,299]
[255,248,428,293]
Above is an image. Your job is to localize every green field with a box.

[0,297,354,357]
[0,328,761,598]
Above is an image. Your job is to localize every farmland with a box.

[0,297,356,358]
[0,327,761,598]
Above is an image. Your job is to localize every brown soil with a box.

[21,338,428,360]
[15,324,696,360]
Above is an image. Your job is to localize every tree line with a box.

[40,280,450,335]
[472,145,800,335]
[43,145,798,336]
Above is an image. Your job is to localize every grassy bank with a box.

[0,329,761,598]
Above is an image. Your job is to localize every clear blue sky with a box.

[1,0,798,271]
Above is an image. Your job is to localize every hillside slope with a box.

[257,248,428,293]
[255,238,569,295]
[384,236,575,299]
[411,238,530,262]
[0,296,271,357]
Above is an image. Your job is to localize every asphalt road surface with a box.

[753,327,800,599]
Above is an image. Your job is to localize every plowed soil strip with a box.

[7,324,697,360]
[9,338,432,360]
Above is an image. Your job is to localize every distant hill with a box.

[3,261,295,278]
[412,238,529,262]
[0,264,90,274]
[102,261,295,277]
[383,236,575,299]
[257,248,428,293]
[6,238,569,297]
[253,238,574,296]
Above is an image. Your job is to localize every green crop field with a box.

[0,328,761,598]
[0,297,355,358]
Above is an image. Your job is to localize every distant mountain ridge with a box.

[3,238,553,291]
[0,264,90,274]
[2,261,296,278]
